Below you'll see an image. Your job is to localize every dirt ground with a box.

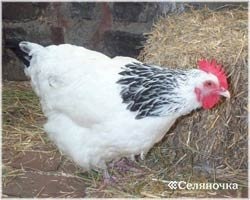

[2,81,248,198]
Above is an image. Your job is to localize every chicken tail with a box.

[19,41,45,67]
[5,39,44,67]
[19,41,44,54]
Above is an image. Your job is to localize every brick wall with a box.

[2,2,246,80]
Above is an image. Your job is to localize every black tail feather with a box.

[5,39,31,66]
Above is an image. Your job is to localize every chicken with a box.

[16,41,230,181]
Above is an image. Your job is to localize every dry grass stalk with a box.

[139,6,248,189]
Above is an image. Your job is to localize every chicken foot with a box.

[110,157,144,173]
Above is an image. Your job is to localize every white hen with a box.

[18,41,230,179]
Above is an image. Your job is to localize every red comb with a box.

[198,59,228,89]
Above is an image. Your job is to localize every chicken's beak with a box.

[219,89,230,99]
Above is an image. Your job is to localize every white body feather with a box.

[22,42,207,170]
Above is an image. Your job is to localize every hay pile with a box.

[139,7,248,186]
[2,6,247,197]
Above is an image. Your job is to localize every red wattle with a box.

[202,94,220,109]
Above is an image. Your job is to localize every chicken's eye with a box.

[204,81,213,87]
